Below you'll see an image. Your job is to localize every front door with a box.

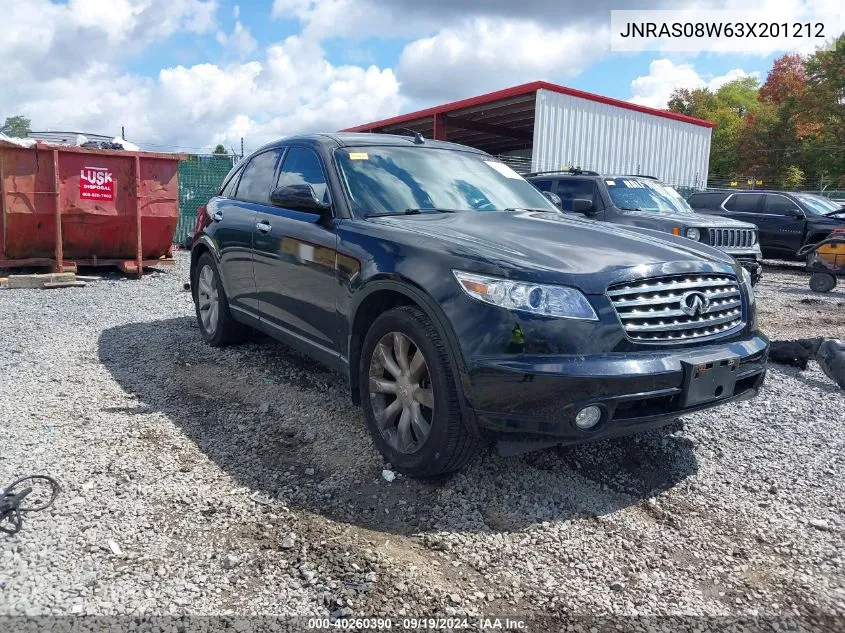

[760,194,806,254]
[252,146,340,356]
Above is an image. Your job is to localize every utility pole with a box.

[240,137,244,158]
[121,126,125,140]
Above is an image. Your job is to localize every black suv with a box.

[191,133,768,477]
[527,171,763,284]
[688,189,845,259]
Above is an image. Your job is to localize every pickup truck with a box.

[687,189,845,260]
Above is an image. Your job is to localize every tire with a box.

[359,305,479,478]
[192,253,248,346]
[809,272,836,293]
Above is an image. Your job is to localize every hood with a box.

[622,210,755,229]
[812,214,845,225]
[370,211,736,292]
[684,213,758,229]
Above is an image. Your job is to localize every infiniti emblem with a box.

[680,291,710,317]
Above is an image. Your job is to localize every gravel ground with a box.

[1,254,843,631]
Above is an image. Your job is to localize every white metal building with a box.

[341,81,714,188]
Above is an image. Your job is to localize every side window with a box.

[277,146,329,203]
[556,179,596,211]
[724,193,763,213]
[235,150,283,204]
[220,168,242,198]
[531,179,554,193]
[688,193,726,210]
[763,194,801,215]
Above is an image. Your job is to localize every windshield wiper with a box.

[364,208,461,218]
[824,208,845,216]
[617,207,645,212]
[501,207,559,213]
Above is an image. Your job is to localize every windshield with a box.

[606,178,694,214]
[335,146,559,216]
[794,193,843,215]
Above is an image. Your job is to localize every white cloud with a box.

[397,19,611,104]
[216,21,258,57]
[1,0,401,152]
[629,59,759,109]
[5,34,400,152]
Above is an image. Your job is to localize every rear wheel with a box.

[809,272,837,293]
[192,253,248,345]
[360,306,479,478]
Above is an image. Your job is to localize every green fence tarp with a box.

[176,155,238,245]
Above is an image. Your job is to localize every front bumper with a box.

[465,333,768,445]
[721,250,762,285]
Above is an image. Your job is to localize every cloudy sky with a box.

[2,0,840,153]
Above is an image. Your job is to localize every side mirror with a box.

[787,208,804,219]
[270,184,330,214]
[571,198,595,214]
[541,191,563,208]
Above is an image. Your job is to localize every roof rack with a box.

[526,167,601,177]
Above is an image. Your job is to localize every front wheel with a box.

[360,306,479,478]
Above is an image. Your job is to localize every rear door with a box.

[219,148,285,315]
[761,193,806,254]
[252,146,340,360]
[205,160,254,314]
[722,193,764,227]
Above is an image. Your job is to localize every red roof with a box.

[340,80,716,132]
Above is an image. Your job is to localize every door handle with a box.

[256,220,271,234]
[212,210,223,222]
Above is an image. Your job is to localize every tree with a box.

[1,115,31,138]
[803,33,845,183]
[212,144,227,155]
[716,77,760,118]
[759,53,807,106]
[670,34,845,188]
[667,79,761,178]
[782,165,805,188]
[667,88,716,117]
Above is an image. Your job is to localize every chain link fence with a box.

[176,154,240,245]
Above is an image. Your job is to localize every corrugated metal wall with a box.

[532,89,712,188]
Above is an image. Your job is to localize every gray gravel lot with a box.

[1,255,843,631]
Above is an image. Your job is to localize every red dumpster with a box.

[0,140,186,275]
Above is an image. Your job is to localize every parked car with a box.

[190,133,768,477]
[527,171,763,285]
[687,189,845,260]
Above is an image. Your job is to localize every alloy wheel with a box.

[197,264,220,335]
[368,332,434,454]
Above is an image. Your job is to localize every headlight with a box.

[453,271,598,320]
[741,267,755,305]
[685,228,701,241]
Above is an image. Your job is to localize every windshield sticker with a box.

[605,179,616,186]
[348,152,369,160]
[484,161,522,179]
[622,179,644,188]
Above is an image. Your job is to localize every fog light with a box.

[575,405,602,430]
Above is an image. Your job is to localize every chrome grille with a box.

[708,228,756,249]
[607,274,744,343]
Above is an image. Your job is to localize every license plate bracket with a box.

[681,352,740,408]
